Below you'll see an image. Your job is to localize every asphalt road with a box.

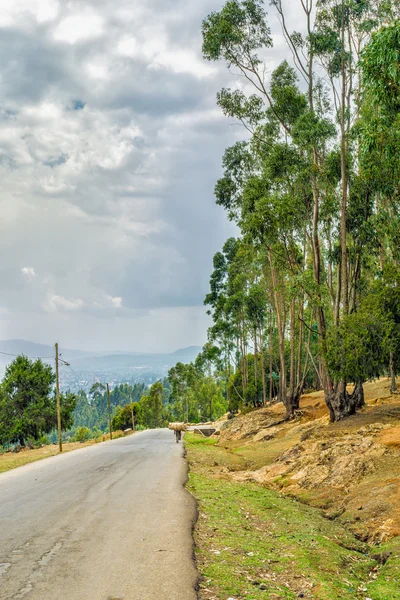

[0,430,198,600]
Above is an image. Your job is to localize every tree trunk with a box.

[326,381,365,422]
[390,352,397,393]
[254,327,258,392]
[269,310,273,404]
[269,250,288,413]
[340,0,349,317]
[286,298,300,416]
[259,326,267,407]
[296,297,304,389]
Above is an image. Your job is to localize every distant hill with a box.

[72,347,202,372]
[0,340,103,364]
[171,346,203,361]
[0,340,201,371]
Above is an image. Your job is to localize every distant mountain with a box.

[0,339,103,364]
[72,346,202,372]
[171,346,202,361]
[0,340,201,370]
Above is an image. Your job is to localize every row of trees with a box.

[73,382,148,432]
[0,357,171,445]
[0,354,229,446]
[197,0,400,421]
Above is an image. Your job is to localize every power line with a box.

[0,350,54,359]
[65,364,81,381]
[56,354,81,382]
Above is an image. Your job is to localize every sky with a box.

[0,0,300,353]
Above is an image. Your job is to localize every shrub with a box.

[36,435,50,448]
[74,426,91,443]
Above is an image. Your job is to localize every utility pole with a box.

[107,383,113,440]
[130,393,135,431]
[55,343,62,453]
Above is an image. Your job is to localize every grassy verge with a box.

[185,434,400,600]
[0,430,128,474]
[0,442,95,473]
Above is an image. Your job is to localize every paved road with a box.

[0,430,198,600]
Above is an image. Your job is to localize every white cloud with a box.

[44,294,86,313]
[148,48,216,78]
[53,10,104,44]
[107,296,123,309]
[21,267,37,281]
[0,0,59,27]
[117,37,138,58]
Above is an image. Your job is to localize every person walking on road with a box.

[175,429,182,443]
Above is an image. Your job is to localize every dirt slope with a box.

[215,378,400,542]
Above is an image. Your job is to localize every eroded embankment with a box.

[214,378,400,544]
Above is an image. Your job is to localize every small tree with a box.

[112,402,142,431]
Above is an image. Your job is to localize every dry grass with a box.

[0,430,132,474]
[0,441,95,473]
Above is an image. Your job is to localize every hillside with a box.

[187,379,400,599]
[211,378,400,543]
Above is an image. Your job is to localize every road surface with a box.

[0,430,198,600]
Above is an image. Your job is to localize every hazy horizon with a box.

[0,337,202,356]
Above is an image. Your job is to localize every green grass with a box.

[186,434,400,600]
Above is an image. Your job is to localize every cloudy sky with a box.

[0,0,298,353]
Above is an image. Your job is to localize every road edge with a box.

[182,436,201,599]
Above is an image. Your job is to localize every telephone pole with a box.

[107,383,113,440]
[55,343,62,453]
[130,393,135,431]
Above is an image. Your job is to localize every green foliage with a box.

[202,0,272,65]
[112,402,142,431]
[326,309,388,383]
[0,356,76,445]
[74,427,92,443]
[361,22,400,113]
[168,357,228,424]
[140,381,166,429]
[73,382,147,432]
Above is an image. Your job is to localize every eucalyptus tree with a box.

[202,0,398,421]
[205,237,241,384]
[360,20,400,268]
[246,283,268,405]
[359,20,400,388]
[210,58,316,415]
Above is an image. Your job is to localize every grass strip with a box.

[185,434,400,600]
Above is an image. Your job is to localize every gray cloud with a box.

[0,0,301,352]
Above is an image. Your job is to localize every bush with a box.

[74,426,91,443]
[36,435,50,448]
